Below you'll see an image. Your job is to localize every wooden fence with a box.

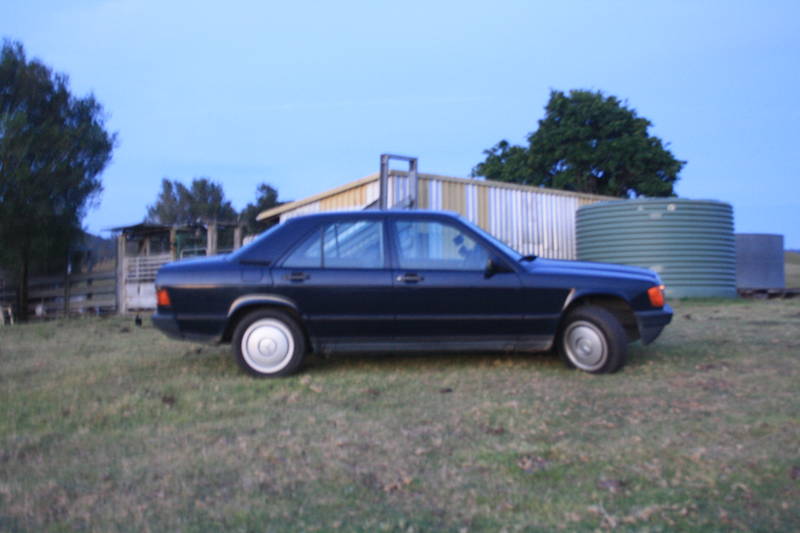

[0,270,117,319]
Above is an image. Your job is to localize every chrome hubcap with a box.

[241,319,294,373]
[564,320,607,371]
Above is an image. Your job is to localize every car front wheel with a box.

[558,306,627,374]
[232,309,306,377]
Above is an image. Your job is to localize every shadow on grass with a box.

[303,349,564,375]
[175,338,685,379]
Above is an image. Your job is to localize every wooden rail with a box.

[0,270,117,318]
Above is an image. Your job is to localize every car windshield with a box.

[461,217,525,262]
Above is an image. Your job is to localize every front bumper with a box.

[635,304,673,345]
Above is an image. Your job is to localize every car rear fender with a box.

[222,294,309,346]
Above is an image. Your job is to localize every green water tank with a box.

[576,199,736,298]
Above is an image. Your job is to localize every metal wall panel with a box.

[735,234,785,289]
[273,173,614,259]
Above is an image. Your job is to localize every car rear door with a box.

[271,217,395,344]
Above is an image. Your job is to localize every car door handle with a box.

[397,273,424,283]
[284,272,310,282]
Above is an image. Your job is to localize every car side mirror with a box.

[484,257,510,278]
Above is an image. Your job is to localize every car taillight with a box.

[157,288,171,307]
[647,285,665,308]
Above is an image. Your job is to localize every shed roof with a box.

[108,221,240,234]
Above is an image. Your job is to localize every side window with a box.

[394,220,490,271]
[283,220,384,269]
[282,229,323,268]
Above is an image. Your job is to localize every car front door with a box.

[272,218,395,346]
[389,217,527,346]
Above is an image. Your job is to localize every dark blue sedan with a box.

[153,211,672,376]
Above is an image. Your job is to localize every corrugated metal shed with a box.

[258,172,614,259]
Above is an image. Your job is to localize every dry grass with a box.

[1,299,800,532]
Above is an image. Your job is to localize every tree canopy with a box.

[146,177,237,225]
[146,178,283,236]
[0,40,115,318]
[473,89,684,197]
[239,183,282,235]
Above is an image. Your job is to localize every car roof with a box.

[287,210,462,222]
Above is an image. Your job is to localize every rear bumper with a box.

[152,311,183,340]
[635,304,673,345]
[152,311,224,343]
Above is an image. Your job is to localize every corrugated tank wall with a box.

[576,199,736,298]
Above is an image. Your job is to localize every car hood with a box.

[521,257,660,284]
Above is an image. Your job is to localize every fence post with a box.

[206,222,218,256]
[169,227,178,260]
[117,234,127,315]
[233,226,242,250]
[63,269,70,317]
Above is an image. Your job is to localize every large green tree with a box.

[0,41,115,319]
[473,89,684,197]
[146,177,237,225]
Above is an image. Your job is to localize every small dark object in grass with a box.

[439,387,453,394]
[134,314,142,327]
[684,314,693,320]
[61,408,70,416]
[486,426,506,435]
[790,465,800,481]
[365,388,381,398]
[161,394,176,406]
[517,455,549,472]
[597,478,626,493]
[119,326,130,333]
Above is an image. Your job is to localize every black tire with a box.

[557,305,627,374]
[231,309,306,377]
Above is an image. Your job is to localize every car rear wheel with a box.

[558,306,627,374]
[232,309,305,377]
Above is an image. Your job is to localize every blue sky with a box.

[3,0,799,247]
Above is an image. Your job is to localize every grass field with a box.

[786,251,800,288]
[2,299,799,532]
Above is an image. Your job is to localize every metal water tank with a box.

[735,234,785,289]
[576,199,736,298]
